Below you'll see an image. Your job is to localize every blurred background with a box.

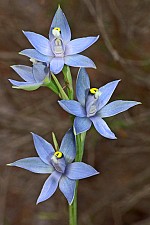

[0,0,150,225]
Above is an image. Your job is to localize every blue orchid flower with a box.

[19,6,99,74]
[58,69,141,139]
[7,129,99,204]
[9,61,50,91]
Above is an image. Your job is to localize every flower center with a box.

[54,38,64,55]
[90,88,98,94]
[90,88,101,99]
[51,28,64,56]
[52,27,61,38]
[86,88,102,117]
[51,151,66,173]
[54,151,63,159]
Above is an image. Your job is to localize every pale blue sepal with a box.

[59,175,76,205]
[98,80,120,110]
[19,49,53,62]
[9,80,43,91]
[11,65,35,82]
[65,162,99,180]
[23,31,53,56]
[49,6,71,44]
[50,57,64,74]
[36,171,61,204]
[76,68,90,107]
[7,157,54,174]
[60,128,76,163]
[58,100,86,117]
[99,100,141,118]
[32,62,49,83]
[74,117,92,135]
[90,116,117,139]
[65,36,99,55]
[65,54,96,69]
[31,133,55,165]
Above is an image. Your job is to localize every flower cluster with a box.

[7,6,140,207]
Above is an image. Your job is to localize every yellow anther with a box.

[90,88,98,94]
[52,27,61,38]
[54,151,63,159]
[53,27,61,32]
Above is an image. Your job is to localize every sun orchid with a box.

[7,129,99,204]
[9,61,50,91]
[58,68,141,139]
[19,6,99,74]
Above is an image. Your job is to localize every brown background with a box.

[0,0,150,225]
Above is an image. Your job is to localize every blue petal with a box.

[59,175,76,205]
[23,31,53,56]
[65,54,96,69]
[60,128,76,163]
[11,65,35,82]
[49,7,71,44]
[31,133,55,165]
[76,68,90,106]
[37,171,61,204]
[8,80,42,91]
[65,36,99,55]
[98,80,120,110]
[50,57,64,74]
[74,117,92,135]
[65,162,99,180]
[32,62,49,82]
[8,157,54,174]
[58,100,86,117]
[20,49,53,62]
[90,116,117,139]
[99,100,141,118]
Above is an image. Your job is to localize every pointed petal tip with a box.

[31,132,37,138]
[10,65,20,70]
[94,171,100,176]
[6,163,12,166]
[30,131,34,136]
[96,35,100,40]
[22,30,29,34]
[117,79,121,83]
[112,135,117,140]
[68,198,74,205]
[93,64,97,69]
[12,86,19,89]
[36,200,40,205]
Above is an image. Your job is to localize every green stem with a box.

[69,132,86,225]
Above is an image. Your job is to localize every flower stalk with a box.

[69,132,86,225]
